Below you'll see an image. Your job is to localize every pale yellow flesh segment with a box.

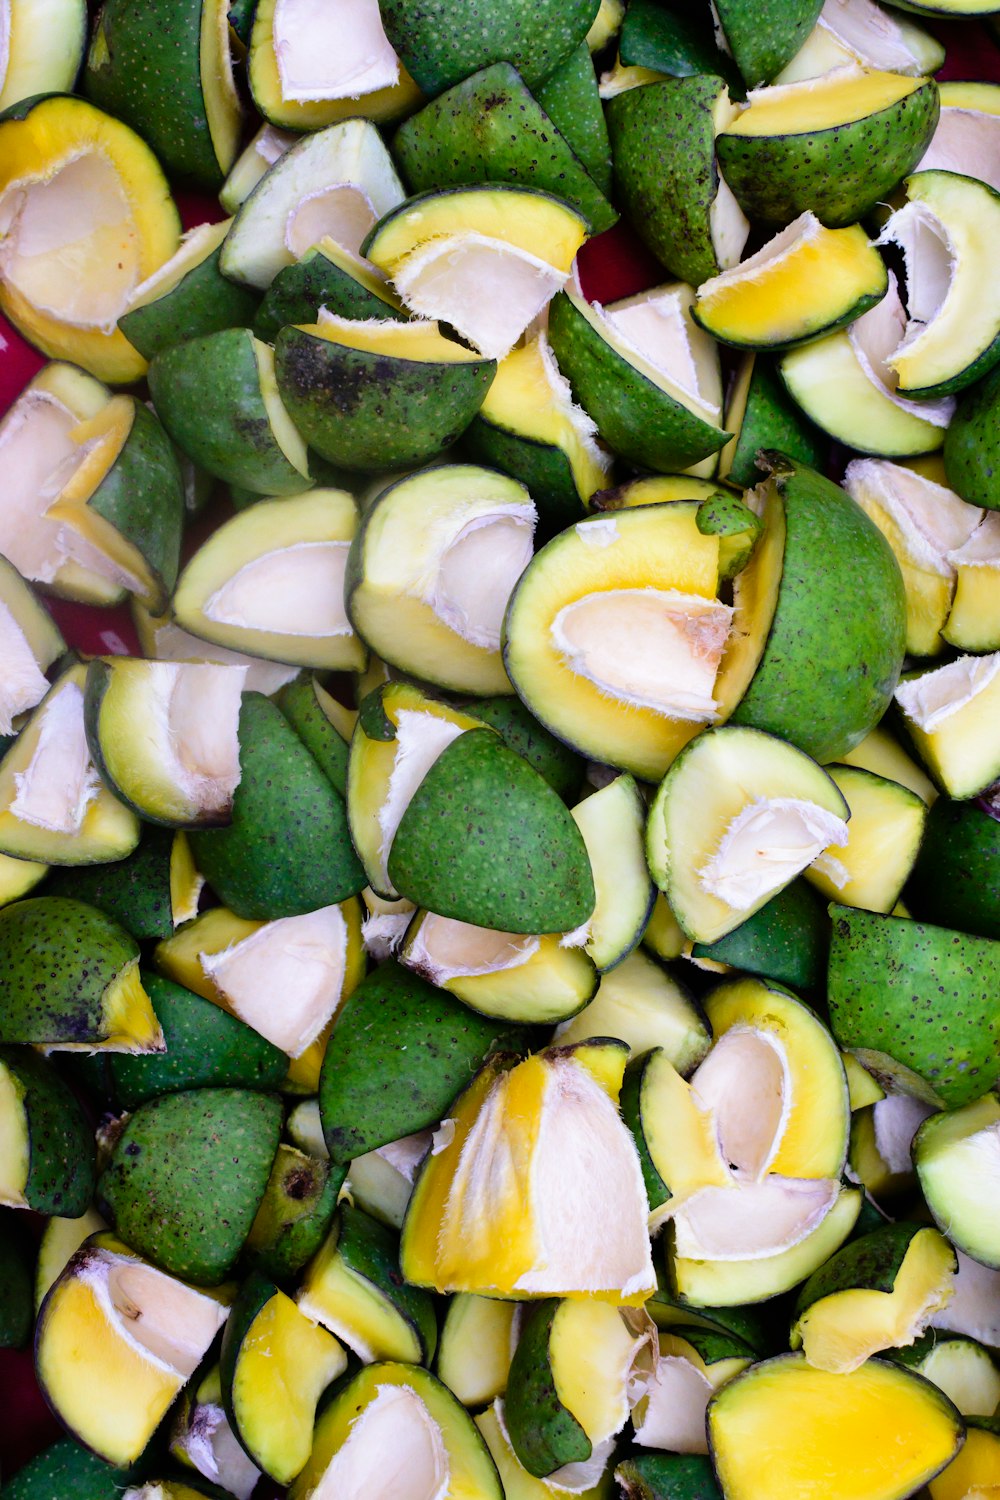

[725,68,924,137]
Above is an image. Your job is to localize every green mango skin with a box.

[619,0,741,91]
[319,959,531,1163]
[84,0,227,187]
[716,81,939,228]
[378,0,600,95]
[944,362,1000,511]
[827,904,1000,1109]
[463,696,584,802]
[227,0,254,44]
[0,1210,34,1348]
[619,1051,671,1214]
[462,411,587,542]
[906,799,1000,942]
[274,325,495,472]
[547,291,729,474]
[0,1046,96,1215]
[253,248,408,345]
[505,1299,592,1477]
[393,63,616,234]
[0,897,139,1047]
[793,1222,925,1316]
[2,1439,127,1500]
[276,678,351,798]
[42,823,176,940]
[724,358,827,490]
[714,0,823,86]
[607,76,730,289]
[88,400,185,613]
[148,329,310,497]
[334,1202,439,1362]
[535,43,613,198]
[244,1144,345,1282]
[387,729,596,934]
[730,458,907,763]
[98,1087,283,1285]
[109,972,288,1109]
[118,246,261,362]
[646,1289,777,1357]
[189,693,365,920]
[616,1454,723,1500]
[691,878,830,995]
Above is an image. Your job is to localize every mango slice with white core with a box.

[86,660,246,827]
[945,511,1000,650]
[475,333,611,503]
[844,457,982,655]
[36,1236,230,1468]
[895,651,1000,797]
[698,796,849,910]
[347,1130,432,1232]
[0,0,87,113]
[548,1300,651,1453]
[603,284,724,427]
[632,1330,752,1454]
[361,888,417,961]
[221,119,405,289]
[272,0,398,101]
[199,903,353,1057]
[918,85,1000,192]
[132,605,301,696]
[172,1373,261,1500]
[204,542,350,639]
[671,1177,842,1261]
[878,171,1000,397]
[915,1094,1000,1270]
[694,213,887,350]
[219,123,296,216]
[707,1354,963,1500]
[775,0,944,84]
[908,1336,1000,1418]
[0,604,50,735]
[402,1046,655,1302]
[792,1227,957,1374]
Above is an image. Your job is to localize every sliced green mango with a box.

[914,1094,1000,1270]
[555,948,710,1076]
[276,676,353,798]
[318,958,530,1163]
[170,1361,261,1500]
[244,1143,344,1281]
[220,1272,347,1484]
[714,0,824,87]
[118,219,260,360]
[892,1332,1000,1418]
[297,1202,437,1364]
[275,314,495,471]
[253,236,406,344]
[615,1453,722,1500]
[109,971,288,1109]
[388,728,595,933]
[34,1209,107,1312]
[804,764,927,914]
[0,0,87,114]
[219,122,295,215]
[2,1439,126,1500]
[0,895,160,1052]
[438,1295,517,1409]
[632,1325,754,1454]
[716,69,939,227]
[906,797,1000,942]
[148,328,310,495]
[0,552,65,735]
[393,62,617,233]
[98,1087,283,1284]
[571,775,654,972]
[535,41,612,195]
[464,695,584,802]
[828,903,1000,1108]
[894,653,1000,797]
[478,1399,615,1500]
[189,692,364,920]
[0,1046,95,1215]
[707,1353,963,1500]
[945,359,1000,510]
[718,354,826,489]
[691,878,830,994]
[84,0,241,187]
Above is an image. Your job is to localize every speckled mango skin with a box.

[334,1202,438,1361]
[0,1047,95,1215]
[729,457,906,763]
[189,693,365,921]
[794,1223,926,1314]
[715,0,823,87]
[906,798,1000,942]
[253,251,407,345]
[607,76,728,288]
[44,825,175,941]
[724,358,827,490]
[387,728,595,934]
[118,247,261,363]
[535,42,613,198]
[0,897,139,1047]
[378,0,600,95]
[505,1299,591,1476]
[274,325,495,472]
[1,1437,127,1500]
[827,904,1000,1109]
[691,878,829,995]
[84,0,226,187]
[98,1087,283,1284]
[393,63,616,234]
[318,959,531,1164]
[944,361,1000,511]
[616,1452,723,1500]
[244,1144,344,1282]
[716,80,939,228]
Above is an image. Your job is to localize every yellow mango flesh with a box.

[726,71,924,137]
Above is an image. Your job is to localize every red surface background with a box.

[0,14,997,1492]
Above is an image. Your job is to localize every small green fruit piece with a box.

[276,676,353,798]
[691,878,830,994]
[504,1301,592,1476]
[318,958,530,1164]
[535,42,613,196]
[914,1094,1000,1270]
[571,774,654,972]
[713,0,823,86]
[388,729,595,934]
[244,1143,344,1281]
[109,971,288,1108]
[464,696,584,802]
[1,1439,126,1500]
[253,237,407,344]
[438,1295,517,1408]
[828,904,1000,1109]
[615,1453,722,1500]
[618,0,738,85]
[189,693,364,920]
[0,1046,96,1215]
[718,354,827,490]
[148,328,310,496]
[696,492,763,579]
[555,948,710,1076]
[118,220,261,361]
[393,63,617,234]
[944,361,1000,510]
[906,798,1000,942]
[98,1087,283,1283]
[43,824,183,941]
[0,896,161,1052]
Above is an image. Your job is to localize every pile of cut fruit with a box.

[1,0,1000,1497]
